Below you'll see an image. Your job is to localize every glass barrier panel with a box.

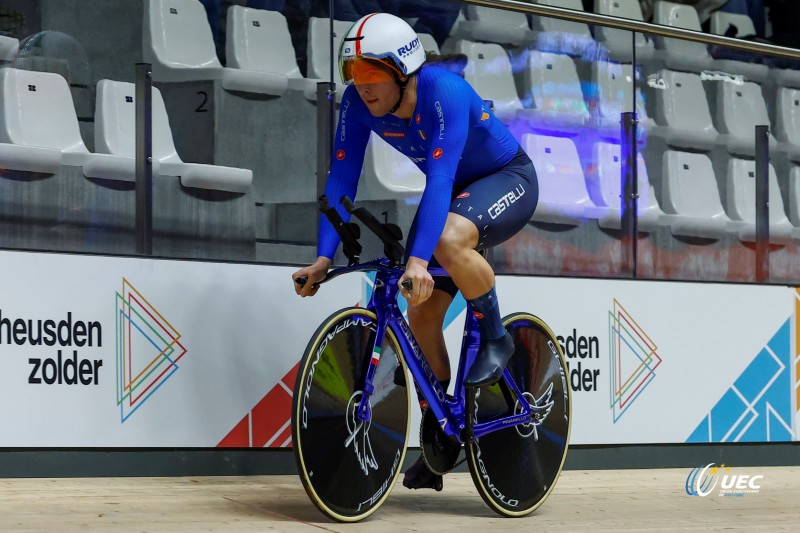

[637,22,800,284]
[3,0,800,287]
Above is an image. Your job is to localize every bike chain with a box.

[418,406,467,476]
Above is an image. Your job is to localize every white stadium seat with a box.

[586,142,663,231]
[0,35,19,63]
[452,5,531,47]
[531,0,595,56]
[707,11,768,83]
[660,150,731,239]
[359,133,425,201]
[651,69,717,150]
[653,1,713,72]
[788,165,800,230]
[591,62,650,141]
[725,158,793,243]
[775,86,800,162]
[307,17,354,102]
[522,133,600,225]
[95,79,252,193]
[455,40,524,124]
[225,6,321,98]
[0,68,134,180]
[143,0,224,82]
[594,0,655,62]
[520,50,590,135]
[716,80,776,156]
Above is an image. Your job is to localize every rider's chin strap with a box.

[389,75,410,114]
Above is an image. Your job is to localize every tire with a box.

[466,313,571,517]
[292,307,410,522]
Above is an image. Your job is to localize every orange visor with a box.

[344,58,396,86]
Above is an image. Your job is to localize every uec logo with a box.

[685,463,763,496]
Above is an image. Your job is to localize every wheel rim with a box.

[468,314,571,515]
[294,309,409,521]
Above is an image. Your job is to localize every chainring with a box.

[419,407,463,476]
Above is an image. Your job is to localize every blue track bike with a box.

[292,196,571,522]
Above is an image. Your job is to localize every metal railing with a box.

[463,0,800,60]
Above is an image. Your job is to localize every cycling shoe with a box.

[402,455,443,491]
[464,332,515,388]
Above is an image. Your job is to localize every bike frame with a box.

[321,258,534,444]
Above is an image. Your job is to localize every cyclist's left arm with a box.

[401,76,470,305]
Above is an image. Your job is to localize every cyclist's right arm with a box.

[293,87,371,297]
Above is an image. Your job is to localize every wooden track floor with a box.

[1,467,797,532]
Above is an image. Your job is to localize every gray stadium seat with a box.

[651,69,717,150]
[725,158,793,243]
[594,0,655,63]
[531,0,596,57]
[225,6,321,98]
[0,68,134,180]
[95,79,252,193]
[660,150,731,239]
[522,133,601,225]
[143,0,224,82]
[586,142,663,231]
[653,1,713,72]
[715,80,776,156]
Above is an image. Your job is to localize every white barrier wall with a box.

[0,250,796,447]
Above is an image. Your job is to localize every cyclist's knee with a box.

[408,299,446,330]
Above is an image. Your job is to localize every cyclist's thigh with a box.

[451,152,539,250]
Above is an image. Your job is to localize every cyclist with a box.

[292,12,538,491]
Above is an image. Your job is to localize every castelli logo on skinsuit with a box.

[457,192,470,199]
[432,148,443,159]
[415,114,421,124]
[336,149,345,160]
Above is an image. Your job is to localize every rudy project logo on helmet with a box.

[397,37,420,59]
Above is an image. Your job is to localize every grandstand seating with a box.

[0,35,18,63]
[651,69,718,151]
[450,5,531,47]
[143,0,224,82]
[593,0,655,63]
[707,11,769,83]
[788,165,800,230]
[517,50,590,135]
[725,158,793,243]
[522,133,600,225]
[660,150,731,239]
[306,17,353,102]
[653,1,713,72]
[359,133,426,201]
[775,86,800,162]
[225,6,320,98]
[454,40,525,124]
[94,79,252,193]
[0,68,134,180]
[586,142,663,231]
[530,0,595,56]
[715,79,776,156]
[591,61,650,142]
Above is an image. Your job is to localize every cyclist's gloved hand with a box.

[293,256,331,297]
[399,257,434,307]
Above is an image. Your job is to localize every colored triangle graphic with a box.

[608,299,662,422]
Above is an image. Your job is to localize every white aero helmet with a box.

[338,13,426,86]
